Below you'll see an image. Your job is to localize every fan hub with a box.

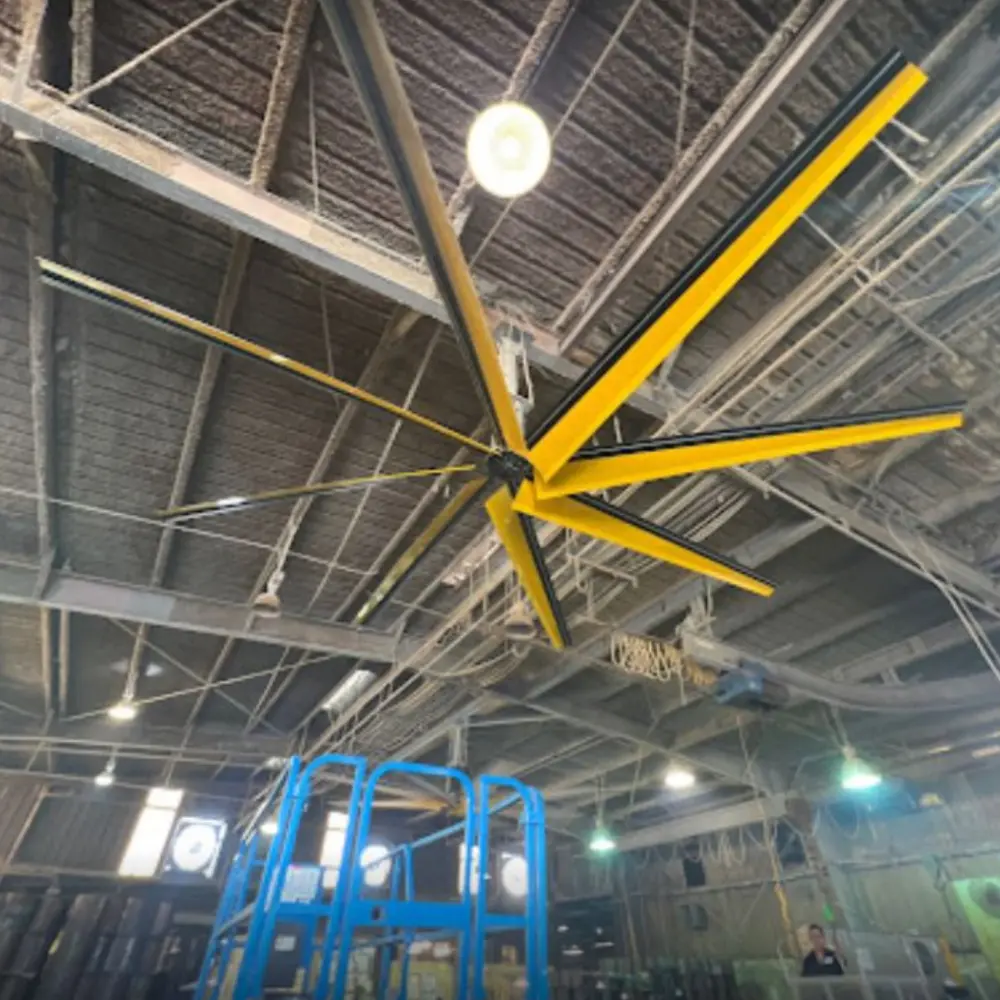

[487,450,533,488]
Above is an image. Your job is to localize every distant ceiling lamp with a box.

[839,745,882,791]
[94,761,115,788]
[664,765,696,791]
[253,569,284,618]
[588,823,617,855]
[323,668,377,714]
[260,816,280,837]
[107,697,138,722]
[504,599,537,642]
[467,101,551,198]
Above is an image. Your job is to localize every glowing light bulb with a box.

[840,747,882,791]
[664,766,696,790]
[467,102,551,198]
[107,699,138,722]
[588,825,616,855]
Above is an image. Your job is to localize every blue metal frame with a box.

[194,755,548,1000]
[472,777,549,1000]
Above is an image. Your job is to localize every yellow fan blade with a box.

[485,486,570,649]
[355,477,489,625]
[529,58,927,482]
[38,258,491,457]
[319,0,527,455]
[535,408,963,499]
[513,481,774,597]
[158,464,480,520]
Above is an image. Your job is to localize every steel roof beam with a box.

[0,73,443,318]
[0,715,292,760]
[130,0,317,721]
[617,793,789,852]
[0,564,408,663]
[526,694,785,795]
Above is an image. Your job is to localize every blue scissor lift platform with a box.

[194,755,549,1000]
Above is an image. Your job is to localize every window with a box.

[319,811,391,890]
[320,810,348,890]
[118,787,184,877]
[458,843,481,896]
[774,821,806,867]
[681,903,709,931]
[682,856,706,887]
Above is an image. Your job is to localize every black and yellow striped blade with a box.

[513,481,774,598]
[38,258,490,457]
[534,405,964,499]
[157,464,480,521]
[485,485,571,650]
[528,51,927,483]
[318,0,527,455]
[354,477,490,626]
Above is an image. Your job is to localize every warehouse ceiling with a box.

[2,0,1000,843]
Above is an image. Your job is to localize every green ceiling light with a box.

[840,745,882,791]
[588,824,617,855]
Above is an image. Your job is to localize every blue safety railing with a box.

[193,755,548,1000]
[472,776,549,1000]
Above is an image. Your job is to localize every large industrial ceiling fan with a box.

[40,1,963,650]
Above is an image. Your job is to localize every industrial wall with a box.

[554,776,1000,966]
[0,777,214,878]
[4,772,1000,969]
[0,778,140,876]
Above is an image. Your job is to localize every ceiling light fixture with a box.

[588,824,617,855]
[972,744,1000,760]
[253,569,284,618]
[323,668,377,714]
[94,761,115,788]
[260,817,280,837]
[504,600,537,642]
[664,765,696,791]
[107,698,138,722]
[840,745,882,791]
[467,101,551,198]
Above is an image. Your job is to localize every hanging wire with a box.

[886,518,1000,686]
[609,632,717,687]
[739,719,796,952]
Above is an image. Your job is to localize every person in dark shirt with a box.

[801,924,845,977]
